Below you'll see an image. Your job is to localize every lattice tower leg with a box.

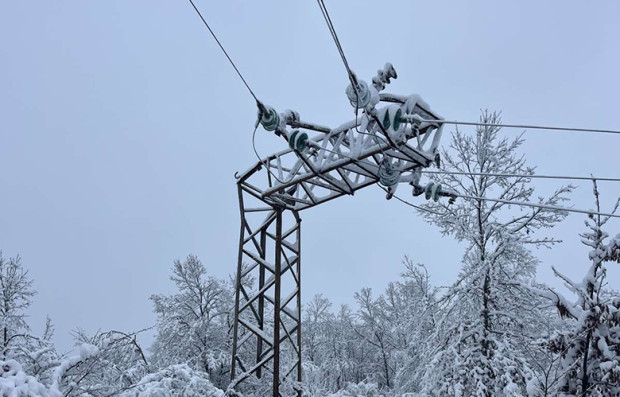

[230,184,302,397]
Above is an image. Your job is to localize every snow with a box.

[50,342,100,391]
[0,360,57,397]
[118,365,224,397]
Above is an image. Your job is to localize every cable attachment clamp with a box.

[257,102,280,132]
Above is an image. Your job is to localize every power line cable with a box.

[455,193,620,219]
[386,185,620,220]
[188,0,259,103]
[318,146,620,219]
[422,170,620,183]
[226,1,620,218]
[316,0,358,87]
[260,138,620,219]
[378,186,447,216]
[408,118,620,136]
[252,123,286,184]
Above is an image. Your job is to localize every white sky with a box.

[1,1,619,353]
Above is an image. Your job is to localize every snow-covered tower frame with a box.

[230,65,449,396]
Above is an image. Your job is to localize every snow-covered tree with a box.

[388,259,438,394]
[0,359,56,397]
[0,252,63,387]
[118,364,224,397]
[418,111,572,396]
[352,287,396,390]
[302,295,365,394]
[532,181,620,396]
[300,259,438,396]
[0,252,36,361]
[50,329,149,396]
[150,255,232,388]
[18,317,61,385]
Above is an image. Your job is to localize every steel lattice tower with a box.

[230,65,450,397]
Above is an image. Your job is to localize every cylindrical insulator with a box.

[424,183,434,200]
[378,160,400,187]
[392,108,403,131]
[424,183,443,201]
[288,130,309,152]
[433,184,442,202]
[372,63,397,91]
[260,106,280,131]
[346,80,372,109]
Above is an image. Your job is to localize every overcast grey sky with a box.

[1,1,619,352]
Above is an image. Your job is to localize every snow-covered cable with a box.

[456,193,620,219]
[404,117,620,135]
[422,170,620,183]
[188,0,259,103]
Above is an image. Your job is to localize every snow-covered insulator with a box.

[378,105,404,132]
[345,80,372,109]
[282,109,300,124]
[378,159,400,188]
[372,63,397,91]
[424,182,442,202]
[288,130,309,152]
[260,105,280,131]
[412,183,425,197]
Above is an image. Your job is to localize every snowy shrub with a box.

[118,364,224,397]
[324,381,385,397]
[0,359,56,397]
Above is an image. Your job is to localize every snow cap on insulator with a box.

[372,63,397,91]
[282,109,300,123]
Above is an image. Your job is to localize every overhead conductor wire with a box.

[316,0,358,87]
[311,0,620,220]
[412,118,620,136]
[188,1,620,219]
[421,170,620,183]
[187,0,289,184]
[188,0,259,103]
[317,145,620,219]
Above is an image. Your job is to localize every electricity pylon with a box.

[230,64,452,397]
